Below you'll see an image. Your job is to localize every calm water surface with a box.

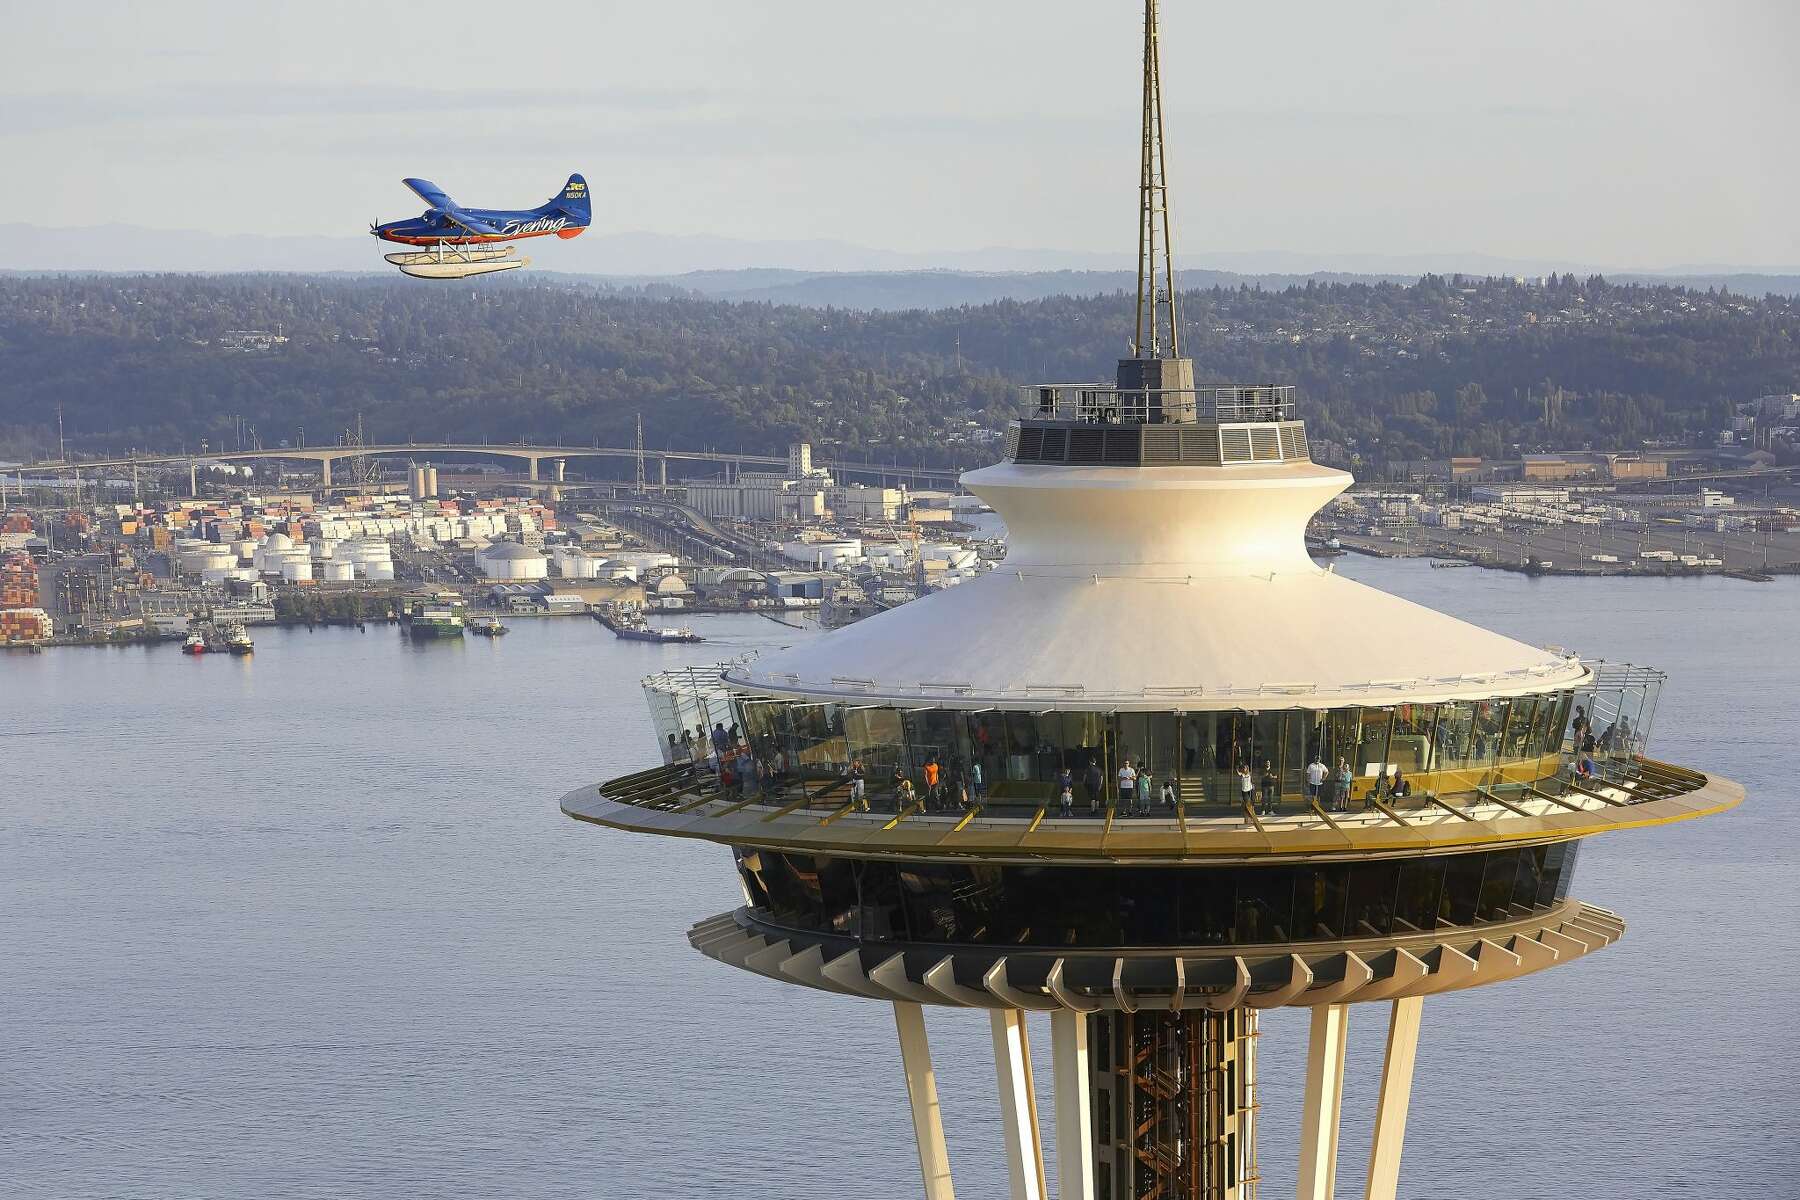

[2,563,1796,1199]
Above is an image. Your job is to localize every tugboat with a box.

[593,603,703,644]
[223,623,254,654]
[470,616,509,637]
[182,629,208,655]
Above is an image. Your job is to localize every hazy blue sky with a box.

[4,0,1797,269]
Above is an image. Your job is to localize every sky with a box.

[3,0,1798,271]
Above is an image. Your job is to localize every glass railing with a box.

[603,747,1698,830]
[1023,383,1295,425]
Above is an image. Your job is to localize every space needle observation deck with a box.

[557,5,1741,1199]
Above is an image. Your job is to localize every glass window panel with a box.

[1477,849,1520,920]
[1511,845,1547,915]
[1291,865,1348,940]
[1390,703,1437,774]
[1346,862,1398,937]
[1175,870,1234,945]
[1553,842,1582,901]
[1504,698,1538,761]
[1441,852,1485,925]
[1356,708,1395,791]
[1234,867,1292,943]
[1471,700,1505,768]
[1437,700,1475,772]
[1394,857,1447,932]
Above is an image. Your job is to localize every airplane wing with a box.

[402,177,455,209]
[401,178,505,236]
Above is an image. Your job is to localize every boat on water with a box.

[594,604,703,644]
[402,593,468,638]
[819,587,881,629]
[223,623,254,654]
[182,630,208,655]
[1430,559,1474,569]
[470,617,509,637]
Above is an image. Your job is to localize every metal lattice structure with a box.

[1133,0,1181,360]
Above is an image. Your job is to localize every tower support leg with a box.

[990,1009,1046,1200]
[1297,1003,1349,1200]
[1364,997,1423,1200]
[1051,1010,1096,1200]
[893,1001,956,1200]
[319,458,330,488]
[528,457,539,481]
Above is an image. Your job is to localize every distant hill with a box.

[4,222,1798,302]
[4,272,1797,472]
[575,268,1420,310]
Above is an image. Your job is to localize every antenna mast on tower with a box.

[1116,0,1196,420]
[1134,0,1180,359]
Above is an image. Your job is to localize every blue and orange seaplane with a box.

[371,174,590,279]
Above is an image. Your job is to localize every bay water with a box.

[2,561,1794,1199]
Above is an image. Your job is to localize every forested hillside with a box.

[2,272,1796,467]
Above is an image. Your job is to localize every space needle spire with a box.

[1117,0,1197,420]
[1134,0,1179,359]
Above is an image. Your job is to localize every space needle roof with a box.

[728,435,1589,711]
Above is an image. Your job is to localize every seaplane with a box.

[371,173,589,279]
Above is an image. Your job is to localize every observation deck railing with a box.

[596,748,1706,839]
[1023,384,1295,426]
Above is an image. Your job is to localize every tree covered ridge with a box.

[1,272,1795,466]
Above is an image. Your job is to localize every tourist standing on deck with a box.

[850,758,868,812]
[1117,758,1138,812]
[1237,763,1255,812]
[1259,760,1280,816]
[1305,755,1328,807]
[1084,758,1104,815]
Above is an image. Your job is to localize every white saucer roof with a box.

[726,458,1588,710]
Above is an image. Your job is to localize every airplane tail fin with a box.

[546,174,590,226]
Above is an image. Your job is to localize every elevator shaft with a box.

[1089,1009,1257,1200]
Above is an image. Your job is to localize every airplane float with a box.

[371,174,589,279]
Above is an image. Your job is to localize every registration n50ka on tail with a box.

[372,174,589,279]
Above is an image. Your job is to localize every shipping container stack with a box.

[2,551,38,608]
[0,550,51,643]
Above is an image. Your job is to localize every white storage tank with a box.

[231,539,258,562]
[363,561,395,582]
[322,560,355,582]
[613,551,678,573]
[478,540,549,580]
[281,559,314,582]
[201,567,232,585]
[781,539,862,567]
[554,548,600,578]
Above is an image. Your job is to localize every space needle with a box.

[560,4,1742,1197]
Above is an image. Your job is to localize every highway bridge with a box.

[13,443,963,488]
